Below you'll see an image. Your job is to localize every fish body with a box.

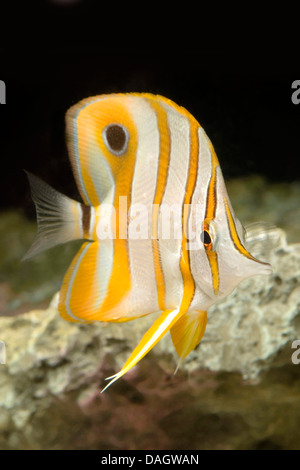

[24,93,272,390]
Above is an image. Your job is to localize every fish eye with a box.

[103,124,129,156]
[199,219,217,251]
[200,229,212,247]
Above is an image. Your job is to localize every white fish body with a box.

[24,93,272,390]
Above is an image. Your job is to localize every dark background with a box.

[0,1,299,216]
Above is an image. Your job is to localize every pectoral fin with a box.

[101,308,184,392]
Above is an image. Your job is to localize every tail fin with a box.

[170,310,207,373]
[23,171,89,260]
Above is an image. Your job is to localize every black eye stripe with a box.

[103,124,129,155]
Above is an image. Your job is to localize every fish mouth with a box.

[246,249,273,275]
[256,260,273,276]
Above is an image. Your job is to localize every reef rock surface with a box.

[0,223,300,450]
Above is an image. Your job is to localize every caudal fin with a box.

[23,171,88,260]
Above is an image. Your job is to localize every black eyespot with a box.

[200,230,212,246]
[103,124,129,155]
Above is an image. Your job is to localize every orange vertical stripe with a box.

[224,196,270,266]
[204,140,220,294]
[98,101,138,314]
[147,97,171,311]
[58,242,93,323]
[179,116,199,311]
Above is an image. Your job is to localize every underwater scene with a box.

[0,29,299,451]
